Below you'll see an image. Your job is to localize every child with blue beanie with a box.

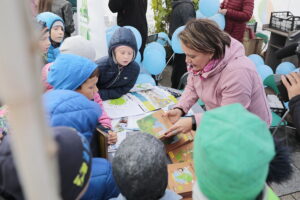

[96,27,140,100]
[47,54,117,144]
[36,12,65,63]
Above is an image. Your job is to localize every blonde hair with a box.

[179,18,231,60]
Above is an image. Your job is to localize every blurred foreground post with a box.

[0,0,60,199]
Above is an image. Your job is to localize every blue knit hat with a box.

[36,12,64,30]
[48,54,97,90]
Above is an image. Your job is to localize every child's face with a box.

[114,46,134,66]
[76,77,99,100]
[51,25,64,43]
[38,31,51,54]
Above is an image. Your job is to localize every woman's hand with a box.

[108,131,117,144]
[164,108,183,124]
[164,117,193,138]
[219,9,227,15]
[281,72,300,99]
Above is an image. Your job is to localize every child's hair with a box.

[33,19,49,35]
[112,132,168,200]
[76,68,100,90]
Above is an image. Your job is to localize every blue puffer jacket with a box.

[43,90,120,200]
[82,158,120,200]
[96,27,140,100]
[36,12,64,63]
[43,90,100,142]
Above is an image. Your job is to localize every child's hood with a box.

[36,12,64,30]
[48,54,97,90]
[108,27,138,60]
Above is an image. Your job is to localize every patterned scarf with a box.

[187,59,220,80]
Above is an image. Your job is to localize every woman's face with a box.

[38,31,51,54]
[182,42,213,71]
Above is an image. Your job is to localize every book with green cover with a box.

[136,109,172,139]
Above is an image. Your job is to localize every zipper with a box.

[106,66,123,89]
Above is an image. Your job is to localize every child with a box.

[42,35,96,90]
[0,127,92,200]
[35,20,51,64]
[192,104,292,200]
[59,35,96,61]
[47,54,117,144]
[36,12,65,63]
[96,27,140,100]
[111,132,182,200]
[43,90,119,199]
[0,19,52,135]
[50,0,75,37]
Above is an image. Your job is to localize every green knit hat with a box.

[194,104,275,200]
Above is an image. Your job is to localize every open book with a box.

[136,109,172,139]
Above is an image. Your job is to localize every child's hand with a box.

[108,131,117,144]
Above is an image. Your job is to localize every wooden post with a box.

[0,1,61,200]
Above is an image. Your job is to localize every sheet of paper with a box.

[103,86,178,119]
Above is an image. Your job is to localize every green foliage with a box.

[193,0,199,10]
[151,0,199,33]
[151,0,172,33]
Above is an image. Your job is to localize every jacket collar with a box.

[112,189,182,200]
[198,37,246,79]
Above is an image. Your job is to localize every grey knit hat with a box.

[59,35,96,61]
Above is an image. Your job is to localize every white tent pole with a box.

[0,1,60,200]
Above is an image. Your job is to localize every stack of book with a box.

[137,109,196,199]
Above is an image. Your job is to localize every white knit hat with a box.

[59,35,96,61]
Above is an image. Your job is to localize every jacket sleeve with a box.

[42,63,54,91]
[225,0,254,22]
[289,95,300,135]
[99,67,140,100]
[62,2,75,35]
[180,4,196,25]
[175,74,199,115]
[93,93,112,129]
[81,158,119,200]
[108,0,126,13]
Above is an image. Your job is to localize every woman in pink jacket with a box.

[164,19,271,137]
